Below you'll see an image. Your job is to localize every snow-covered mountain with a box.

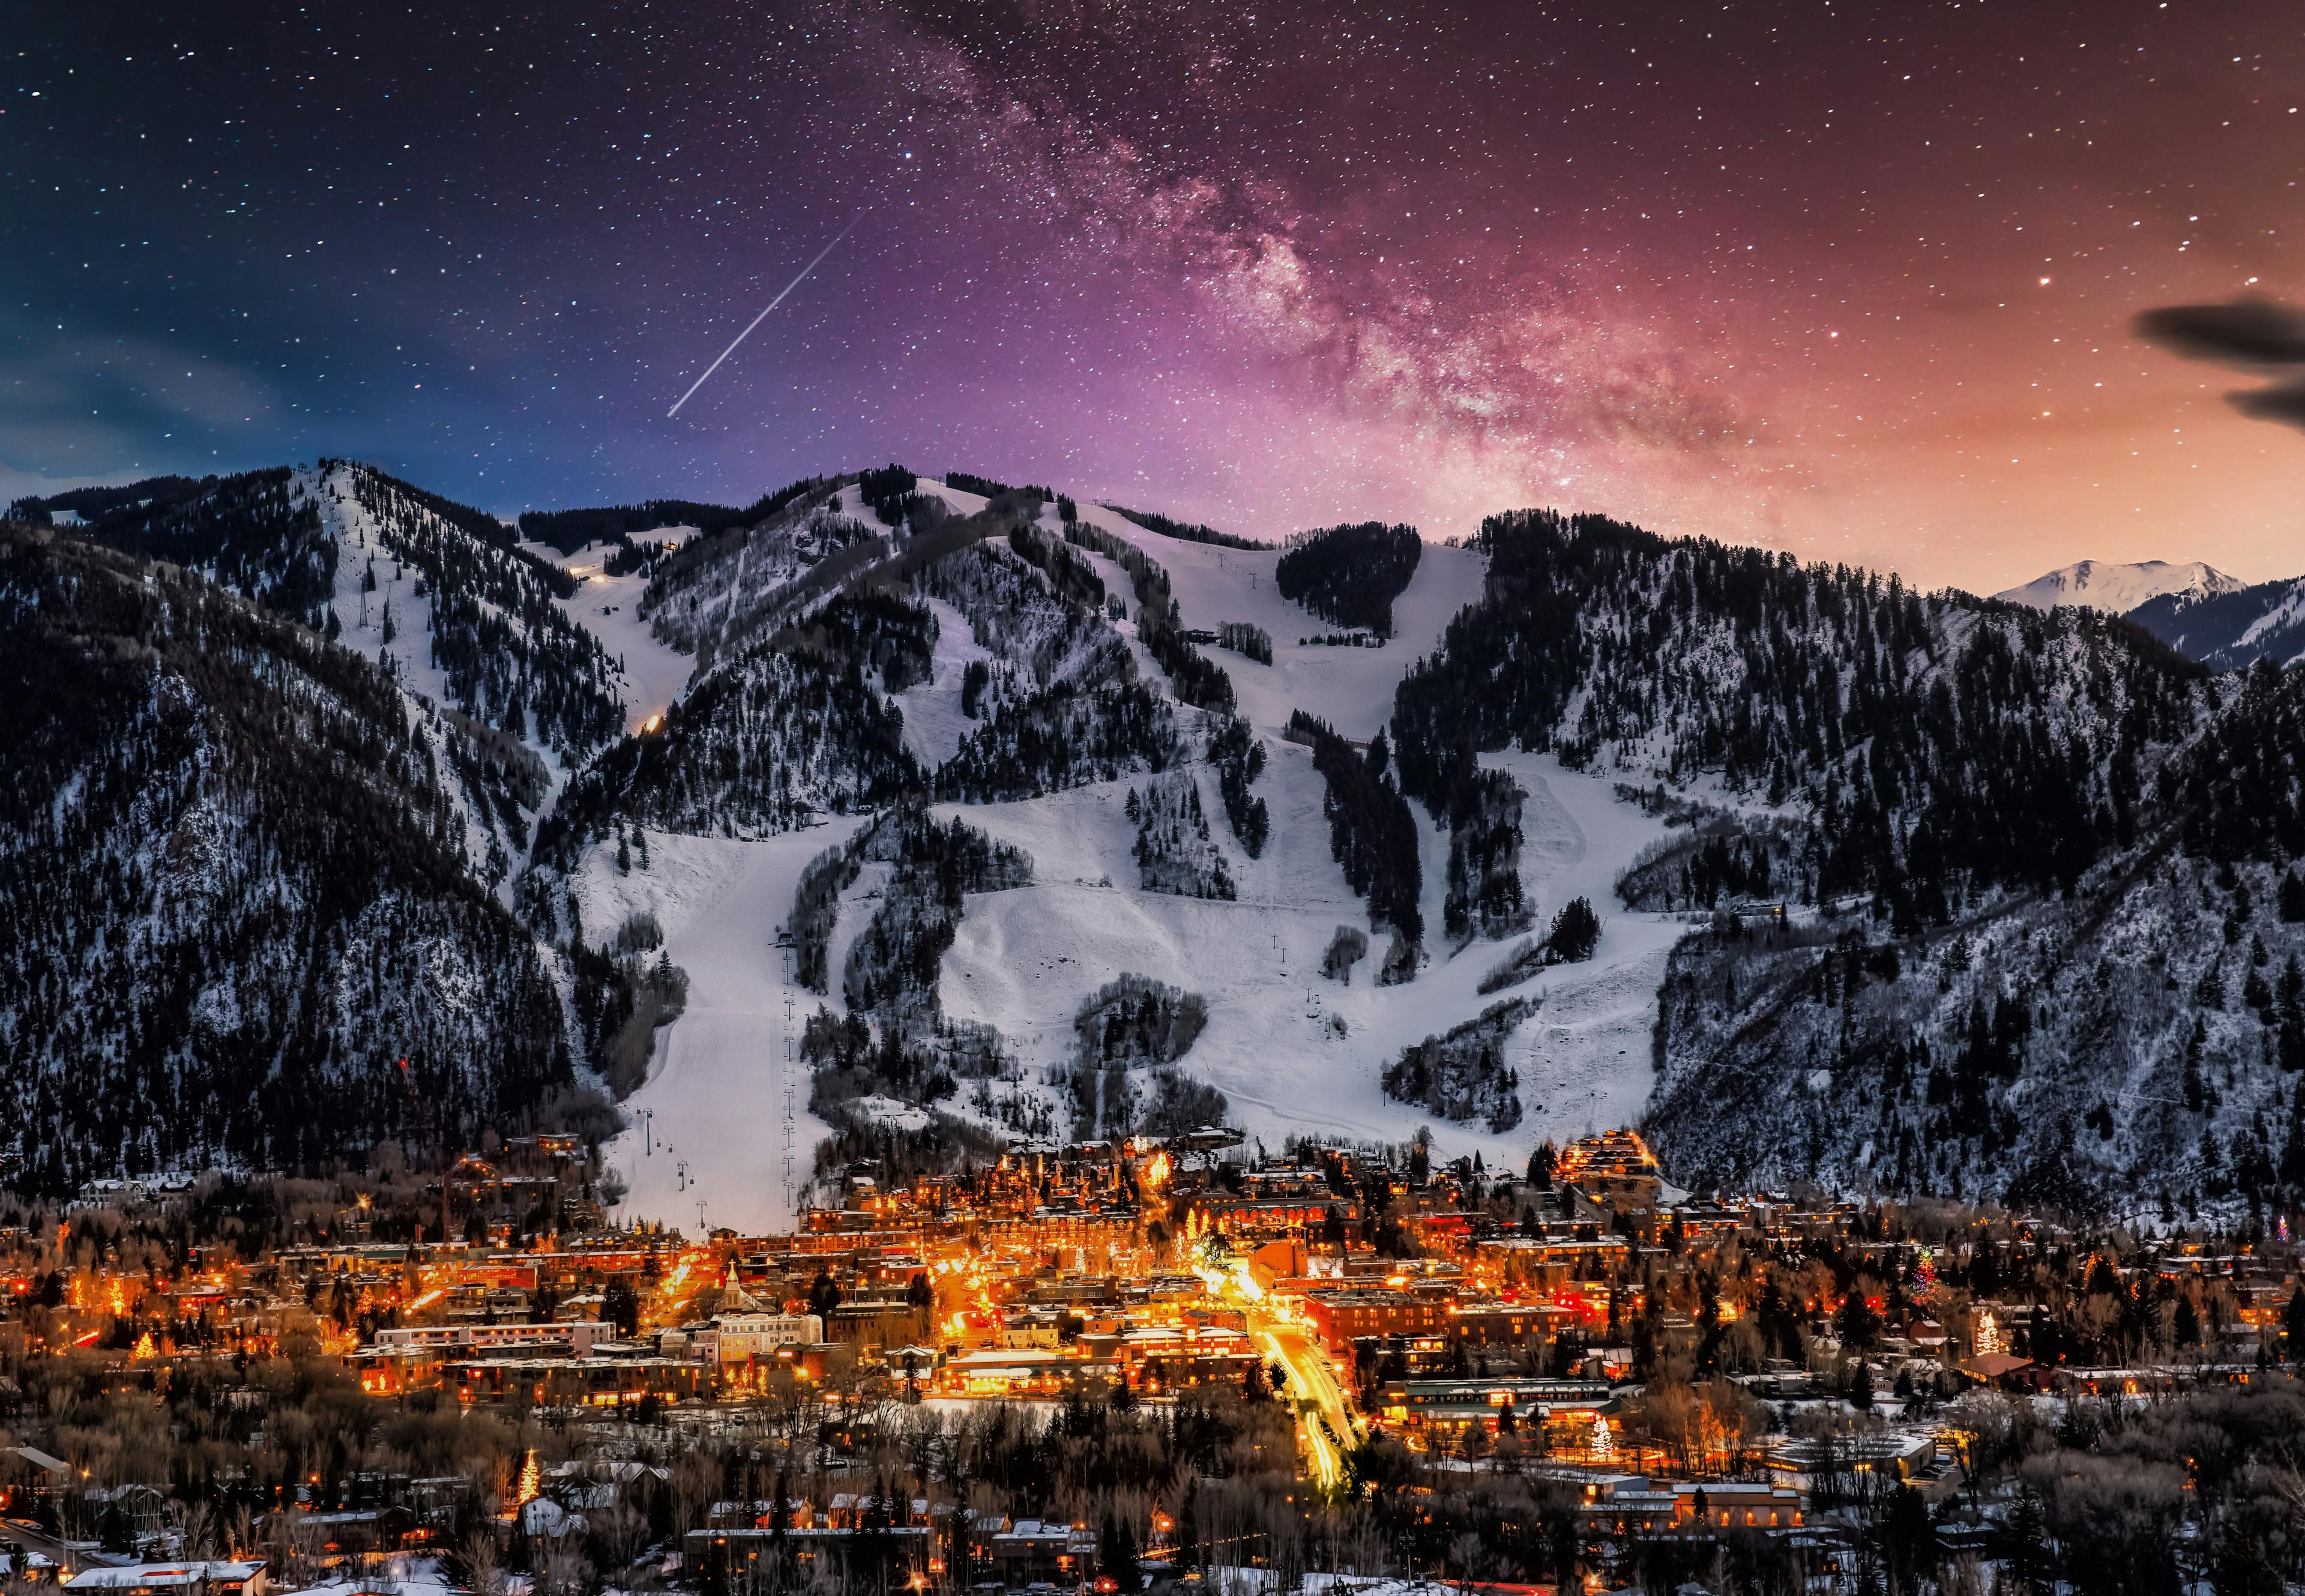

[1987,552,2305,673]
[529,478,2305,1227]
[10,463,2305,1225]
[0,523,573,1189]
[1993,557,2246,615]
[2126,573,2305,673]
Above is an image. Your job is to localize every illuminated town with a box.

[3,1126,2300,1595]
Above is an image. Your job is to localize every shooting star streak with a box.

[666,218,856,418]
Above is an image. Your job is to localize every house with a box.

[3,1445,75,1498]
[1957,1351,2041,1390]
[62,1564,267,1596]
[255,1507,416,1559]
[86,1484,172,1550]
[986,1519,1097,1585]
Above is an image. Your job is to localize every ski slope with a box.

[938,748,1680,1169]
[528,534,698,734]
[575,488,1694,1223]
[895,594,999,768]
[1074,502,1486,740]
[579,821,864,1235]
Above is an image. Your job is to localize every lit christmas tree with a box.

[1589,1411,1615,1463]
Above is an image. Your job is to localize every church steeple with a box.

[720,1262,764,1314]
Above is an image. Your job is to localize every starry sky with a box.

[8,0,2302,591]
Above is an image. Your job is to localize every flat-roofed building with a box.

[696,1313,823,1363]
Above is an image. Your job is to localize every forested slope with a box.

[0,526,570,1191]
[1386,507,2305,1209]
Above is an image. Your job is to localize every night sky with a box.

[8,0,2301,591]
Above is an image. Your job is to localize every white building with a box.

[372,1320,610,1357]
[697,1313,824,1364]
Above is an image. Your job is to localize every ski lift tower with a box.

[780,944,799,1219]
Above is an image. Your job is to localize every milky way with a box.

[7,0,2301,588]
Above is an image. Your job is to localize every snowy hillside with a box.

[522,478,2305,1226]
[17,459,2305,1221]
[2128,571,2305,673]
[1068,501,1486,741]
[936,749,1680,1170]
[521,530,698,735]
[0,524,573,1189]
[1994,557,2244,615]
[572,822,864,1236]
[534,484,1705,1229]
[11,462,652,887]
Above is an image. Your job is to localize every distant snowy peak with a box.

[2126,571,2305,673]
[1998,554,2305,671]
[1993,558,2246,615]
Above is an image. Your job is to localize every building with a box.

[686,1526,933,1586]
[1300,1288,1451,1349]
[1448,1301,1571,1348]
[697,1313,824,1363]
[1570,1477,1804,1536]
[1371,1378,1615,1442]
[62,1565,268,1596]
[938,1348,1115,1397]
[987,1519,1098,1585]
[372,1321,610,1357]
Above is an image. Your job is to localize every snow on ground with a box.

[1480,751,1690,1149]
[305,465,522,872]
[306,465,465,728]
[895,594,998,768]
[582,819,865,1236]
[915,476,991,517]
[574,492,1690,1222]
[1075,502,1487,741]
[278,1558,457,1596]
[1993,557,2243,614]
[526,534,698,733]
[938,748,1689,1169]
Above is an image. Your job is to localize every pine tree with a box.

[2001,1488,2052,1595]
[2197,960,2227,1010]
[2211,1526,2282,1596]
[1526,1141,1558,1187]
[2245,965,2274,1012]
[2282,957,2305,1073]
[1098,1514,1142,1594]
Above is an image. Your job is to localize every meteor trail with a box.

[666,218,856,418]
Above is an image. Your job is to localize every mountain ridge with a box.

[7,464,2305,1225]
[1993,556,2246,615]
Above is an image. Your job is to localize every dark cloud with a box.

[2135,296,2305,433]
[2133,296,2305,369]
[2231,378,2305,430]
